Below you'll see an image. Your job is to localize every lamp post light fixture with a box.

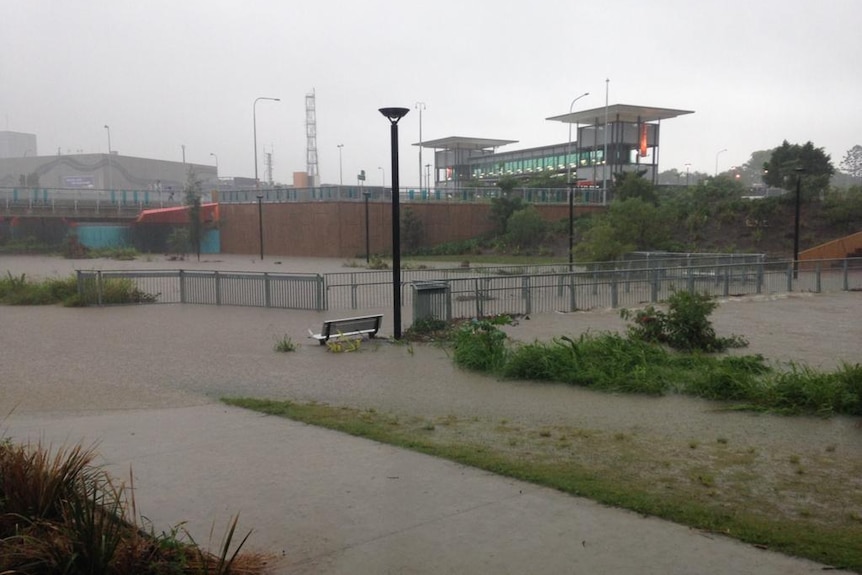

[256,194,264,261]
[363,190,371,264]
[415,102,425,189]
[793,167,805,279]
[379,106,410,340]
[714,148,727,176]
[337,144,344,186]
[566,91,589,270]
[253,97,280,189]
[210,152,218,172]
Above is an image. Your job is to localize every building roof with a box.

[546,104,694,125]
[415,136,518,150]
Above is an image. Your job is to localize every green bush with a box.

[621,291,747,352]
[452,317,511,372]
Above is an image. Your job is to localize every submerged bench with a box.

[309,314,383,345]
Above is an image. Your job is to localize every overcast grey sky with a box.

[3,0,861,187]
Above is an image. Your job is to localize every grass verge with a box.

[222,397,862,572]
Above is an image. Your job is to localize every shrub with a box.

[274,335,297,352]
[621,290,747,352]
[452,317,511,372]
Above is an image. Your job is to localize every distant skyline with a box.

[3,0,860,187]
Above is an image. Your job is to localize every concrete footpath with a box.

[5,404,852,575]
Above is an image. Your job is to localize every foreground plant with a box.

[0,439,269,574]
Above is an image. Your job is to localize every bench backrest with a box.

[323,315,382,338]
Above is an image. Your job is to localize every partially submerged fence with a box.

[77,257,861,320]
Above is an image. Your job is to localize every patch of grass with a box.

[223,397,862,572]
[274,335,297,352]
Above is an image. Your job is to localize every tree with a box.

[489,194,524,234]
[401,208,424,254]
[504,206,547,251]
[573,198,673,262]
[739,149,774,186]
[184,168,203,261]
[839,145,862,178]
[763,140,834,201]
[613,171,657,204]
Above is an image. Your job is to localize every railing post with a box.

[215,271,221,305]
[786,262,793,292]
[611,274,619,308]
[756,262,764,295]
[474,278,483,318]
[843,258,849,291]
[264,273,271,307]
[815,262,821,293]
[650,268,659,303]
[96,271,103,306]
[318,274,327,311]
[351,273,358,309]
[686,267,694,293]
[522,275,531,315]
[723,266,730,297]
[179,270,186,303]
[569,273,577,312]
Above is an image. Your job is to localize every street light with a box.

[416,102,426,189]
[715,148,727,176]
[425,163,431,192]
[210,152,219,172]
[363,190,371,264]
[256,194,264,261]
[253,97,280,189]
[378,166,385,189]
[337,144,344,186]
[685,163,691,186]
[793,168,805,279]
[104,125,112,190]
[379,106,409,340]
[566,91,589,269]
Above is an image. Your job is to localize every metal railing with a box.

[77,257,861,320]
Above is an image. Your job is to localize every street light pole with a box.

[793,168,805,279]
[379,106,409,340]
[425,163,431,192]
[416,102,425,189]
[602,78,609,204]
[210,152,218,172]
[685,163,691,186]
[567,91,589,270]
[337,144,344,186]
[103,125,112,191]
[363,190,371,263]
[378,166,385,189]
[256,194,264,261]
[715,148,727,176]
[253,97,280,189]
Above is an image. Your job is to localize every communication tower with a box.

[305,90,319,187]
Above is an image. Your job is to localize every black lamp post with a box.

[256,194,264,261]
[793,168,805,279]
[379,106,409,340]
[363,190,371,264]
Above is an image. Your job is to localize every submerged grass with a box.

[222,397,862,572]
[456,323,862,417]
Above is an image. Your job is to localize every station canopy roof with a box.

[416,136,517,150]
[135,203,219,225]
[546,104,694,125]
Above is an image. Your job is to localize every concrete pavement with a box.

[4,404,852,574]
